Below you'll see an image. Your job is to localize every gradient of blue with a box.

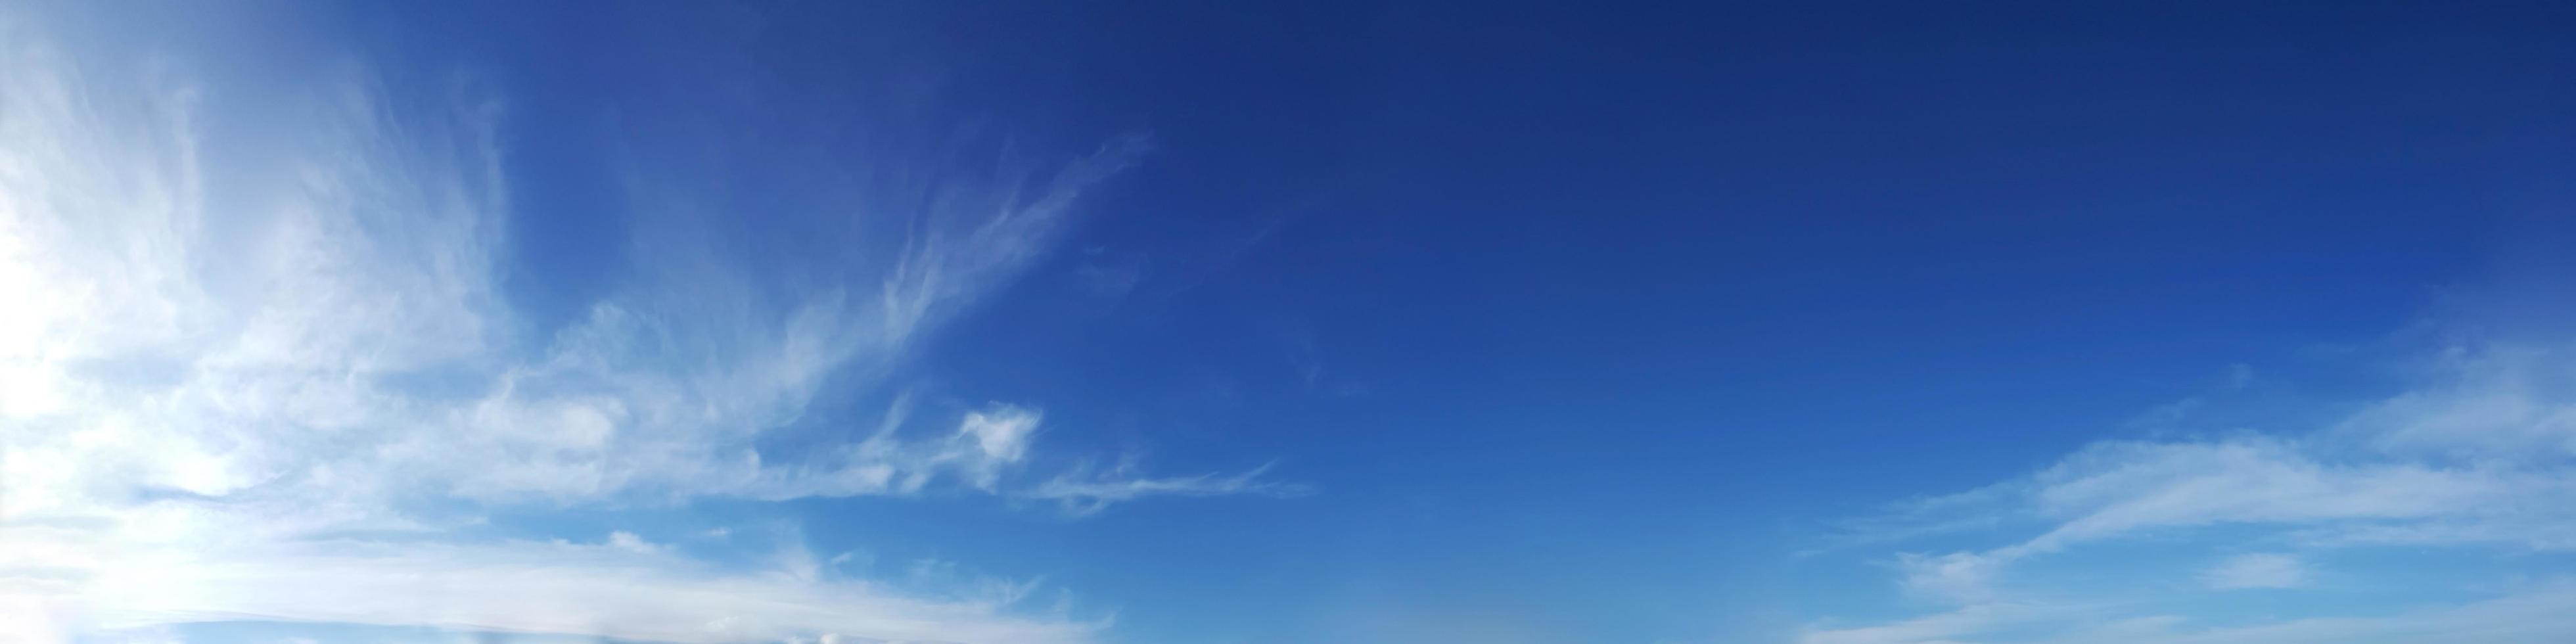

[273,1,2576,641]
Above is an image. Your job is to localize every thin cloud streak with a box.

[1031,461,1318,517]
[41,520,1098,644]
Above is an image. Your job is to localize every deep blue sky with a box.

[12,1,2576,643]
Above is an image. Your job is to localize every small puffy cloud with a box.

[963,406,1042,463]
[606,531,662,554]
[950,405,1043,490]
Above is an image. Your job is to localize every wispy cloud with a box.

[1805,581,2576,644]
[2198,553,2305,590]
[28,515,1097,644]
[0,15,1285,642]
[1030,461,1317,517]
[1806,334,2576,641]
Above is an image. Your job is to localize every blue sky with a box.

[6,1,2576,643]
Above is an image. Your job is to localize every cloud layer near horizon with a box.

[1803,338,2576,643]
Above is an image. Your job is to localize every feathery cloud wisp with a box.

[0,16,1283,642]
[1807,338,2576,643]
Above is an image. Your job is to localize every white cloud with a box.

[2112,582,2576,644]
[1895,551,2004,604]
[0,15,1286,643]
[2199,553,2304,590]
[605,531,664,554]
[4,507,1097,644]
[2018,438,2532,551]
[952,405,1043,491]
[1805,582,2576,644]
[1030,461,1317,517]
[1801,602,2048,644]
[2334,344,2576,461]
[829,550,871,569]
[1864,435,2548,608]
[1809,338,2576,642]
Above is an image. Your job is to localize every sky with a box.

[5,1,2576,643]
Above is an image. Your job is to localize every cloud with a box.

[952,405,1043,491]
[1801,602,2052,644]
[605,531,664,555]
[6,507,1096,644]
[2020,438,2532,551]
[2198,553,2304,590]
[1864,434,2548,607]
[1894,551,2006,603]
[1808,336,2576,641]
[1804,582,2576,644]
[2334,344,2576,462]
[0,14,1285,643]
[1029,461,1317,517]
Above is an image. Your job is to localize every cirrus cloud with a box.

[0,11,1289,643]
